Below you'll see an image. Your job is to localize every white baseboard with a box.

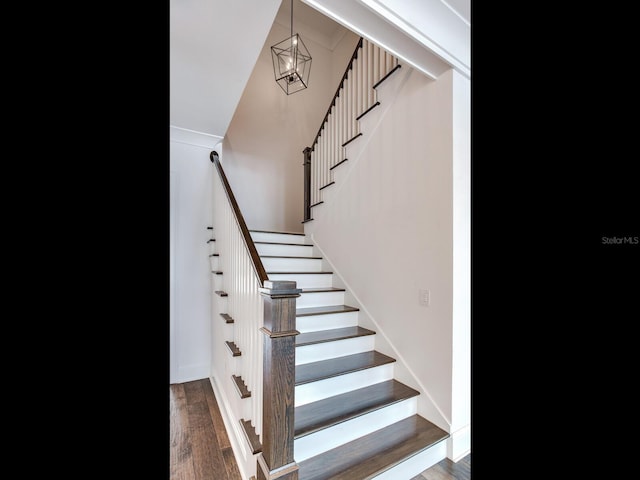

[209,375,257,480]
[447,424,471,461]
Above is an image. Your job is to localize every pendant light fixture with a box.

[270,0,312,95]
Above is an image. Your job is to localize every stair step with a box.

[225,341,241,357]
[301,287,345,293]
[296,305,359,317]
[296,305,359,333]
[268,272,333,289]
[296,326,374,347]
[297,288,347,309]
[231,375,251,398]
[296,351,395,386]
[295,380,419,438]
[297,415,449,480]
[250,230,308,245]
[255,242,314,258]
[261,256,323,272]
[220,313,234,324]
[215,290,228,297]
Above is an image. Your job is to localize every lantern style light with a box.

[271,0,312,95]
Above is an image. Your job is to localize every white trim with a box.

[447,424,471,462]
[170,171,178,384]
[170,125,224,149]
[359,0,470,77]
[209,375,255,480]
[301,0,450,80]
[440,0,471,26]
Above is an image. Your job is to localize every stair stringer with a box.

[308,236,450,435]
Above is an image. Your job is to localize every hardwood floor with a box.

[170,379,470,480]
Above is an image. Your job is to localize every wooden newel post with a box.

[258,280,302,480]
[303,147,312,222]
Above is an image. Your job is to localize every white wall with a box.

[306,66,470,456]
[221,21,359,232]
[170,136,216,383]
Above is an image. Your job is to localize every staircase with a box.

[251,229,449,480]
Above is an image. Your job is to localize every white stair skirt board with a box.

[261,257,323,272]
[296,311,359,333]
[370,438,447,480]
[297,290,345,308]
[268,273,333,289]
[209,257,219,271]
[295,363,395,407]
[250,231,308,245]
[216,297,228,311]
[294,397,418,462]
[296,335,376,366]
[255,243,314,257]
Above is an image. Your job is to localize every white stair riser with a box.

[371,439,446,480]
[255,243,314,257]
[261,257,323,272]
[296,311,359,333]
[297,291,345,308]
[208,242,217,255]
[296,335,375,366]
[250,232,308,245]
[268,273,333,289]
[295,363,394,407]
[294,397,417,462]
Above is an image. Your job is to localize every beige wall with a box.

[306,66,462,435]
[220,21,359,232]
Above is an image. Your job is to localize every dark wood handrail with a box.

[310,37,363,151]
[210,151,269,286]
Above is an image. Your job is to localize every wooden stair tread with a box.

[300,287,346,293]
[260,255,322,259]
[296,351,395,385]
[215,290,228,297]
[225,341,241,356]
[220,313,234,324]
[267,271,333,274]
[297,415,449,480]
[254,241,313,247]
[240,419,262,454]
[296,305,359,316]
[232,375,251,398]
[295,380,419,438]
[250,229,305,236]
[296,326,374,347]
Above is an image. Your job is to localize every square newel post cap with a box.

[259,280,302,297]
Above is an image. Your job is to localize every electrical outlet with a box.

[419,289,429,307]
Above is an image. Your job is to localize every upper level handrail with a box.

[310,37,363,150]
[210,151,269,285]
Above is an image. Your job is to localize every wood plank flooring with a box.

[170,378,470,480]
